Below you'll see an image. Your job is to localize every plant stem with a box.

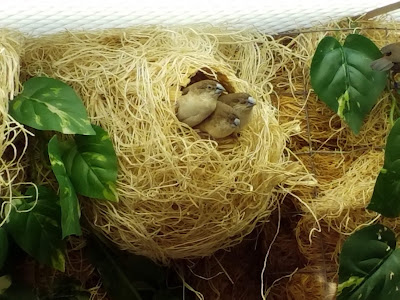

[389,92,396,127]
[388,78,400,127]
[11,189,23,198]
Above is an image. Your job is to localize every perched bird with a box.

[176,80,225,127]
[195,102,240,139]
[370,42,400,71]
[217,93,256,131]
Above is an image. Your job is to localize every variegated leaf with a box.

[48,136,82,238]
[338,224,400,300]
[5,186,65,272]
[9,77,95,135]
[310,34,387,134]
[62,125,118,202]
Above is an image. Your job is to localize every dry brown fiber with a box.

[267,17,400,299]
[19,26,315,264]
[268,264,337,300]
[277,18,399,245]
[0,30,32,227]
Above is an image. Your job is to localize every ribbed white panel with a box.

[1,0,399,36]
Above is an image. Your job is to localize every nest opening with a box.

[184,68,236,93]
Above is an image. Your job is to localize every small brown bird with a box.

[217,93,256,131]
[195,102,240,139]
[370,43,400,71]
[176,80,225,127]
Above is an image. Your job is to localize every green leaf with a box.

[87,233,193,300]
[40,277,90,300]
[5,186,65,272]
[368,118,400,217]
[368,161,400,217]
[310,34,387,134]
[9,77,95,135]
[337,224,400,300]
[86,234,143,300]
[0,281,37,300]
[62,125,118,202]
[0,229,8,270]
[383,118,400,166]
[48,136,82,238]
[0,276,11,294]
[115,251,165,287]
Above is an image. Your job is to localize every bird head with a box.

[182,80,225,97]
[240,94,256,108]
[214,102,241,129]
[228,113,241,128]
[371,43,400,72]
[381,43,400,63]
[227,93,256,111]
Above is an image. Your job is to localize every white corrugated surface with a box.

[1,0,400,35]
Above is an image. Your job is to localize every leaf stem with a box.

[11,189,23,198]
[387,79,400,127]
[389,92,396,127]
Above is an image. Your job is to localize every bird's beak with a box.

[216,83,225,94]
[233,118,240,127]
[370,57,394,72]
[247,96,256,107]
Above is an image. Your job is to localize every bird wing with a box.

[177,94,216,127]
[181,114,210,127]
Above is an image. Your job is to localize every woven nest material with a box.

[268,264,337,300]
[0,30,29,225]
[300,150,383,235]
[171,18,400,298]
[20,26,314,263]
[261,17,400,299]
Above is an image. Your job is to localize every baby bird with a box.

[176,80,225,127]
[195,102,240,139]
[217,93,256,131]
[370,42,400,71]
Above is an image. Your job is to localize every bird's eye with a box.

[207,85,212,89]
[385,51,392,56]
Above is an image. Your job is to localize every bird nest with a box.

[0,30,30,224]
[20,26,314,263]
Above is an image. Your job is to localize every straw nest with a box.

[0,30,30,225]
[20,26,314,263]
